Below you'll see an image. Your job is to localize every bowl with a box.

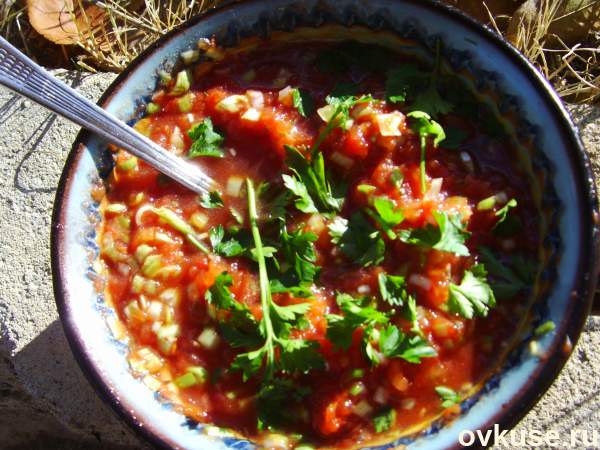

[51,0,600,448]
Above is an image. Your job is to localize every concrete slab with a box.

[0,71,598,449]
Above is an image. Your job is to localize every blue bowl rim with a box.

[50,0,600,449]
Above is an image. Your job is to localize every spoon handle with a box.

[0,36,213,195]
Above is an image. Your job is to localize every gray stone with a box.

[0,72,598,449]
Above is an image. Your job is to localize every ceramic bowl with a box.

[51,0,600,449]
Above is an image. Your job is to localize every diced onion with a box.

[170,126,185,152]
[215,95,249,113]
[176,94,193,114]
[241,107,261,121]
[317,104,336,123]
[352,103,374,119]
[353,400,373,417]
[246,90,264,109]
[330,151,354,169]
[160,288,181,306]
[135,244,154,263]
[137,348,162,373]
[375,112,404,137]
[428,178,443,198]
[373,387,388,404]
[142,254,162,278]
[190,212,208,231]
[400,398,416,410]
[357,284,371,294]
[170,70,191,96]
[409,274,432,290]
[135,204,155,226]
[197,327,220,350]
[262,434,289,449]
[156,324,180,354]
[277,85,294,106]
[226,176,245,197]
[307,214,325,234]
[181,49,200,64]
[148,301,164,320]
[105,203,127,214]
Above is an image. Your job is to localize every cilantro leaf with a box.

[327,216,348,244]
[412,86,453,118]
[441,127,468,149]
[205,272,262,349]
[378,324,437,363]
[399,211,470,256]
[199,190,224,209]
[279,223,320,285]
[277,338,325,373]
[447,264,496,319]
[209,225,246,257]
[269,279,313,298]
[478,247,533,299]
[335,212,386,267]
[435,386,461,408]
[257,378,310,430]
[493,199,520,236]
[365,197,404,239]
[373,407,397,433]
[385,65,426,103]
[291,88,315,117]
[188,118,225,158]
[230,347,267,381]
[283,145,344,213]
[377,273,416,322]
[407,111,446,193]
[326,293,388,350]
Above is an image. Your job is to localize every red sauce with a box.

[99,41,538,448]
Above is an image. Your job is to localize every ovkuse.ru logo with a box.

[458,424,599,447]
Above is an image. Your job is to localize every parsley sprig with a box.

[398,211,470,256]
[326,293,436,365]
[407,111,445,194]
[188,118,225,158]
[447,264,496,319]
[210,179,325,383]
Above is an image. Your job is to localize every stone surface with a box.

[0,72,598,449]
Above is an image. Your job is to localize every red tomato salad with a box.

[98,40,540,448]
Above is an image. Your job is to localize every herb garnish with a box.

[479,247,534,299]
[398,211,470,256]
[188,117,225,158]
[329,212,386,267]
[365,197,404,240]
[377,273,417,323]
[199,190,224,209]
[372,407,397,433]
[326,293,436,365]
[209,225,245,257]
[435,386,461,408]
[214,179,324,383]
[291,88,315,118]
[407,111,445,194]
[283,145,344,213]
[447,264,496,319]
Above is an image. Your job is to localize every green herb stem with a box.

[420,135,427,194]
[246,178,276,379]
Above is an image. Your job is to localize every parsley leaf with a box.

[335,212,386,267]
[283,145,344,213]
[279,223,320,285]
[373,407,397,433]
[447,264,496,319]
[326,293,388,350]
[187,118,225,158]
[411,41,453,118]
[365,197,404,240]
[478,247,533,299]
[205,272,262,349]
[442,127,468,149]
[199,190,224,209]
[277,338,325,373]
[493,199,520,236]
[377,272,416,314]
[291,88,315,118]
[257,378,310,430]
[435,386,461,408]
[398,211,470,256]
[385,64,426,103]
[407,111,446,194]
[378,324,437,363]
[209,225,246,257]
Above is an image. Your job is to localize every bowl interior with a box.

[51,1,598,449]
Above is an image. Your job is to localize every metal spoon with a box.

[0,36,213,195]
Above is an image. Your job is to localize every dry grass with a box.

[1,0,598,103]
[487,0,600,103]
